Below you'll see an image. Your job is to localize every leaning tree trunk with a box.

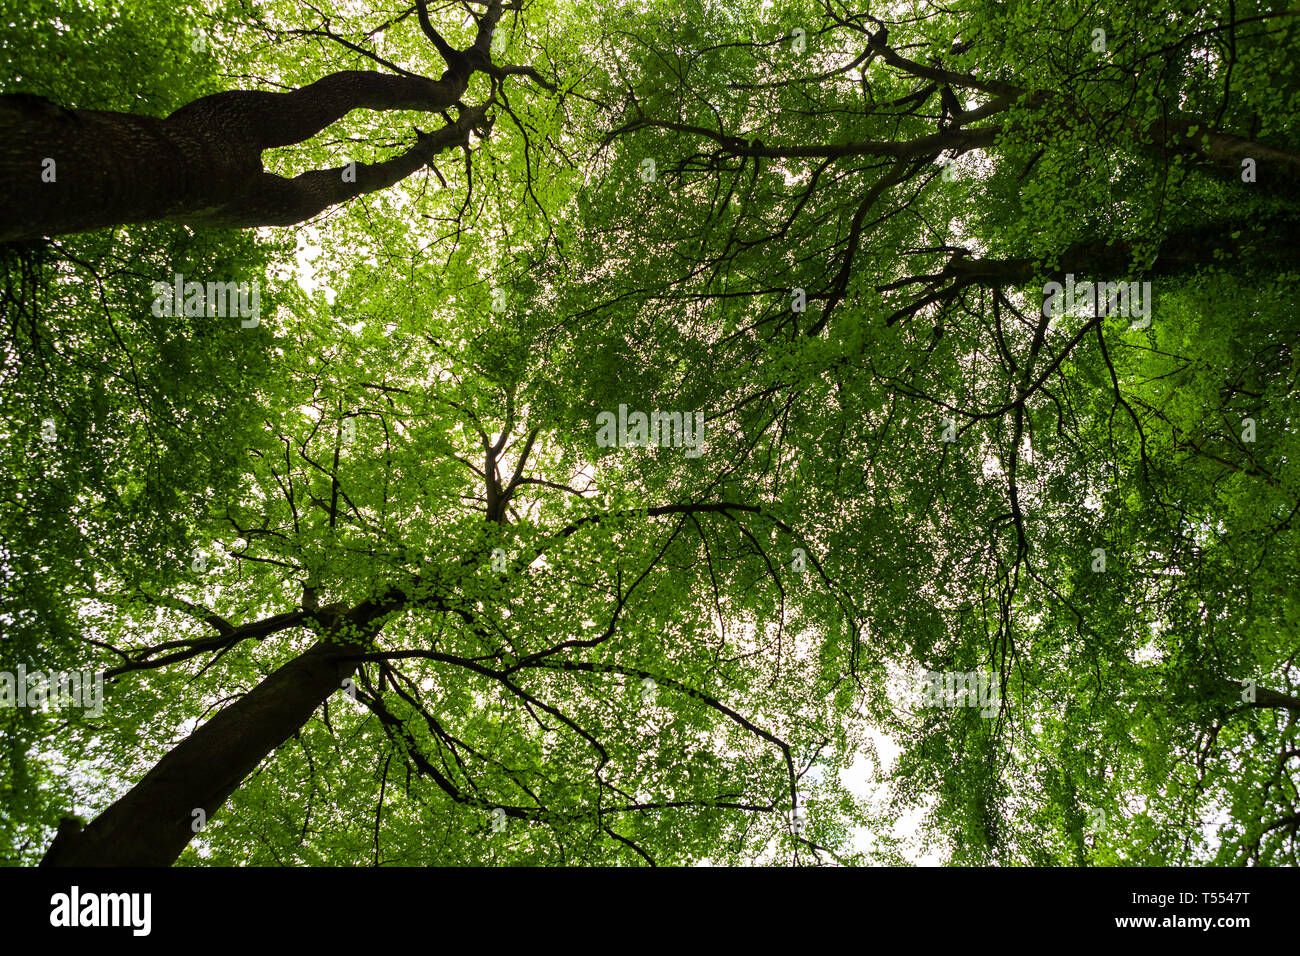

[0,69,480,243]
[42,635,366,867]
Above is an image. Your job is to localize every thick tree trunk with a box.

[0,69,474,242]
[945,214,1300,287]
[41,636,365,866]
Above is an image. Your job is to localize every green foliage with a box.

[3,0,1299,866]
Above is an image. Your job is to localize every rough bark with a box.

[41,630,369,867]
[0,69,477,242]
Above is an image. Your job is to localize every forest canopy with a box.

[1,0,1298,867]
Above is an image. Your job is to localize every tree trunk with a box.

[946,214,1300,287]
[0,69,474,242]
[41,636,364,866]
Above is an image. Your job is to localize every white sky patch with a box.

[840,739,944,865]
